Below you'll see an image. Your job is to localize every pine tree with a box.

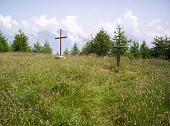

[130,40,140,58]
[64,48,70,55]
[165,37,170,59]
[81,39,95,55]
[0,33,9,52]
[12,30,30,52]
[140,41,150,59]
[93,28,111,56]
[42,41,52,54]
[70,43,80,55]
[112,25,128,55]
[32,41,42,53]
[151,35,170,59]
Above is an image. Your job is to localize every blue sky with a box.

[0,0,170,53]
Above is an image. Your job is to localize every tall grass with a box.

[0,53,170,125]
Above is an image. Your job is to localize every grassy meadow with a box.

[0,53,170,125]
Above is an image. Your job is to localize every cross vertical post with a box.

[60,29,62,55]
[113,39,126,67]
[55,29,67,56]
[116,47,121,66]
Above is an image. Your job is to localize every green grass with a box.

[0,52,170,125]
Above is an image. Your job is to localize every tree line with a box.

[0,30,52,54]
[65,25,170,60]
[0,26,170,59]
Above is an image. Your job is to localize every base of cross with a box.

[55,55,66,59]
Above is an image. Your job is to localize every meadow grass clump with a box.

[51,82,72,96]
[0,53,170,125]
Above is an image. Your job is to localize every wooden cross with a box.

[113,39,126,67]
[55,29,67,55]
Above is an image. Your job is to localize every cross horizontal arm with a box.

[55,36,67,39]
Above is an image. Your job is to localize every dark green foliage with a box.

[112,25,128,55]
[41,41,52,54]
[1,28,170,60]
[70,43,80,55]
[93,28,112,56]
[129,39,140,59]
[32,41,52,54]
[32,41,43,53]
[64,48,70,55]
[140,41,150,59]
[12,30,31,52]
[81,40,95,55]
[151,35,170,59]
[0,33,9,52]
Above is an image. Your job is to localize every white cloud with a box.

[99,22,115,34]
[31,15,59,31]
[0,15,19,29]
[148,18,160,27]
[0,14,87,45]
[141,18,170,42]
[100,9,138,35]
[123,9,138,32]
[99,10,170,44]
[0,14,19,35]
[61,16,87,44]
[0,11,170,47]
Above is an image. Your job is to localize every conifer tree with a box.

[70,43,80,55]
[0,33,9,52]
[64,48,70,55]
[112,25,128,55]
[130,40,140,58]
[93,28,111,56]
[32,41,42,53]
[140,41,150,59]
[42,41,52,54]
[12,30,30,52]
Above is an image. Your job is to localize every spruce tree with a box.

[0,33,9,52]
[64,48,70,55]
[151,35,170,59]
[112,25,128,55]
[81,40,95,55]
[70,43,80,55]
[93,28,111,56]
[130,40,140,58]
[12,30,30,52]
[140,41,150,59]
[42,41,52,54]
[32,41,42,53]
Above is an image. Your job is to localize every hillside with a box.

[0,53,170,125]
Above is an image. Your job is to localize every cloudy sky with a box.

[0,0,170,53]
